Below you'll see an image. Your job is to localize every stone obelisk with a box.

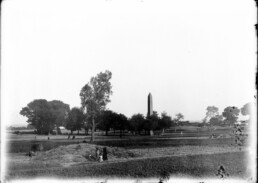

[147,93,154,136]
[147,93,153,117]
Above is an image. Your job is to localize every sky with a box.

[1,0,256,127]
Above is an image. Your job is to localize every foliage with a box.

[241,103,254,123]
[157,112,173,131]
[113,113,128,136]
[66,107,85,134]
[175,113,184,122]
[241,103,253,116]
[222,106,240,125]
[97,110,128,136]
[174,113,184,132]
[96,110,114,135]
[48,100,70,127]
[145,111,159,132]
[204,106,219,122]
[20,99,70,134]
[80,70,113,141]
[128,114,145,134]
[209,115,223,126]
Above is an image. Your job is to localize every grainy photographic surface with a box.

[1,0,257,183]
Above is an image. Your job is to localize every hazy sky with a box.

[2,0,256,127]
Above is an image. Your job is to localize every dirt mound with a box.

[33,143,139,166]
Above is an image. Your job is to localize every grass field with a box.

[6,126,236,153]
[4,126,251,180]
[6,152,249,179]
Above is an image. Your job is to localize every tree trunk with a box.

[77,130,79,135]
[106,130,108,136]
[70,130,73,135]
[91,118,95,142]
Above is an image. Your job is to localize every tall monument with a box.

[147,93,153,117]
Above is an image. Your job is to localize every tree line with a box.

[20,70,254,141]
[203,103,253,126]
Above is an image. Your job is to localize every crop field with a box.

[4,126,250,180]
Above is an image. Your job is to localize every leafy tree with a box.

[128,114,145,135]
[113,113,128,138]
[209,115,223,126]
[241,103,253,118]
[158,112,173,133]
[222,106,240,125]
[174,113,184,132]
[80,70,113,142]
[20,99,70,134]
[203,106,219,123]
[97,110,114,136]
[49,100,70,128]
[145,111,159,135]
[83,113,92,135]
[66,107,85,134]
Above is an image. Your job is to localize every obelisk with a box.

[147,93,153,117]
[147,93,154,136]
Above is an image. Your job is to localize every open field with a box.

[6,151,249,179]
[4,126,250,180]
[6,126,237,153]
[7,134,236,153]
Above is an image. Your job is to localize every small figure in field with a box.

[35,135,37,140]
[72,135,75,139]
[48,136,50,140]
[103,147,108,161]
[68,134,70,139]
[96,147,100,161]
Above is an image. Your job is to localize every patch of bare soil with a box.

[33,143,140,166]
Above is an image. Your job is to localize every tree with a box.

[128,114,145,135]
[145,111,159,136]
[97,110,115,136]
[209,115,223,126]
[49,100,70,129]
[66,107,85,134]
[174,113,184,132]
[222,106,240,125]
[203,106,219,123]
[113,113,128,138]
[158,112,173,133]
[83,113,92,135]
[80,70,113,142]
[241,103,253,117]
[20,99,70,134]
